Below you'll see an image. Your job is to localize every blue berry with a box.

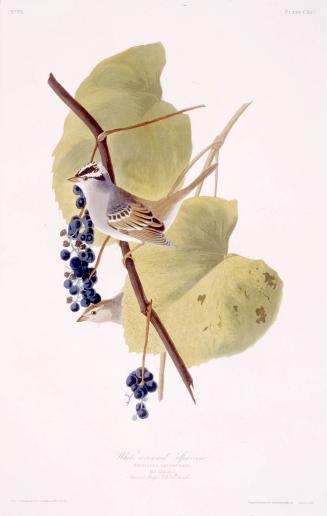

[69,285,79,295]
[145,380,157,393]
[81,268,91,280]
[83,279,92,289]
[78,251,88,261]
[63,279,72,289]
[134,387,147,400]
[85,288,95,298]
[90,274,97,284]
[79,233,86,242]
[126,374,138,387]
[70,302,80,312]
[68,226,78,238]
[71,219,81,230]
[86,249,95,263]
[86,234,94,243]
[90,293,101,304]
[73,185,82,195]
[76,197,86,209]
[70,257,82,270]
[81,298,90,307]
[137,407,149,419]
[131,384,138,392]
[60,249,71,261]
[74,268,83,278]
[135,367,148,379]
[144,371,153,382]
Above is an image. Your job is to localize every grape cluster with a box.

[126,367,157,419]
[59,186,101,312]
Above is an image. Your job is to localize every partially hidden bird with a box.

[77,292,123,324]
[68,161,217,248]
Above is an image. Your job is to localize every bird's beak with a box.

[76,314,87,322]
[67,176,79,182]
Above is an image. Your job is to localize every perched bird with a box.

[77,292,123,324]
[68,161,217,248]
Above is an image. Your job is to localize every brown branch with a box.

[48,73,195,403]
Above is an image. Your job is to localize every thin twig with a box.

[48,73,195,404]
[167,142,219,195]
[158,351,166,401]
[90,141,98,162]
[195,102,252,195]
[98,105,205,142]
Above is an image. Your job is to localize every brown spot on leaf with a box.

[263,272,277,289]
[233,305,238,312]
[197,294,206,305]
[202,326,208,332]
[255,306,266,323]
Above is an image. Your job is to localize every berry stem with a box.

[89,235,111,279]
[141,300,152,384]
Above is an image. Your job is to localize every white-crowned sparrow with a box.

[68,162,217,247]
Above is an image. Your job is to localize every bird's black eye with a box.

[91,310,97,315]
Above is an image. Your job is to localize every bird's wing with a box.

[106,199,172,246]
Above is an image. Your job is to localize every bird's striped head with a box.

[68,162,108,183]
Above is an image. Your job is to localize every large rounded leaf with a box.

[122,197,282,366]
[52,42,192,245]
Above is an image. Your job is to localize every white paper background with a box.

[1,1,326,515]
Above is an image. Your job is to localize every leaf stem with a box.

[158,351,166,401]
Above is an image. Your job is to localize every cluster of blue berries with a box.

[126,367,157,419]
[59,186,101,313]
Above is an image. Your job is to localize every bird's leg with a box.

[97,104,205,142]
[89,236,111,279]
[122,243,144,266]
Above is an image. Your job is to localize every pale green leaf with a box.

[52,42,192,245]
[122,197,283,366]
